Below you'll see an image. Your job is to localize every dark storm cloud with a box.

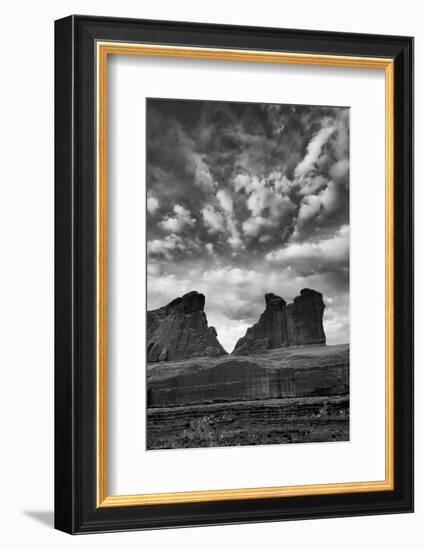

[146,98,350,349]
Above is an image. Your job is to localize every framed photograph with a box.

[54,15,413,533]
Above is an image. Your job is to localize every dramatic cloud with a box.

[147,196,159,214]
[294,125,335,179]
[146,99,350,350]
[201,205,225,234]
[266,225,349,276]
[159,204,195,233]
[216,189,233,214]
[147,234,186,260]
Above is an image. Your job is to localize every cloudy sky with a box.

[146,98,349,353]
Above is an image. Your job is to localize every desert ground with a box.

[147,344,349,450]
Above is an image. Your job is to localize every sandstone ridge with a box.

[147,344,348,408]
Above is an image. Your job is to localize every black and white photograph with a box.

[48,8,414,538]
[145,98,350,450]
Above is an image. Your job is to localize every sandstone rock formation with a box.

[231,293,289,356]
[147,344,348,408]
[286,288,326,346]
[232,288,325,355]
[147,291,227,362]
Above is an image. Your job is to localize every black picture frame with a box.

[55,14,414,534]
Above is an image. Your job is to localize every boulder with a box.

[147,291,228,362]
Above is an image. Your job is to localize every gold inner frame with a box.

[96,42,395,508]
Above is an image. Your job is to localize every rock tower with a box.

[232,288,325,355]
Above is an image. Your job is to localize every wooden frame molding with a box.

[96,41,395,508]
[55,16,413,534]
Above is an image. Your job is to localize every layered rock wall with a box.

[147,345,349,407]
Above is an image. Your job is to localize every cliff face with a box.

[147,291,228,362]
[232,288,325,355]
[147,344,348,408]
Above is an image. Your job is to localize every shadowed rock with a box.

[232,288,326,355]
[147,291,228,362]
[231,293,288,355]
[147,344,349,407]
[286,289,326,346]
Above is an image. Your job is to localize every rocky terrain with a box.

[147,394,349,449]
[147,344,349,449]
[146,289,349,450]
